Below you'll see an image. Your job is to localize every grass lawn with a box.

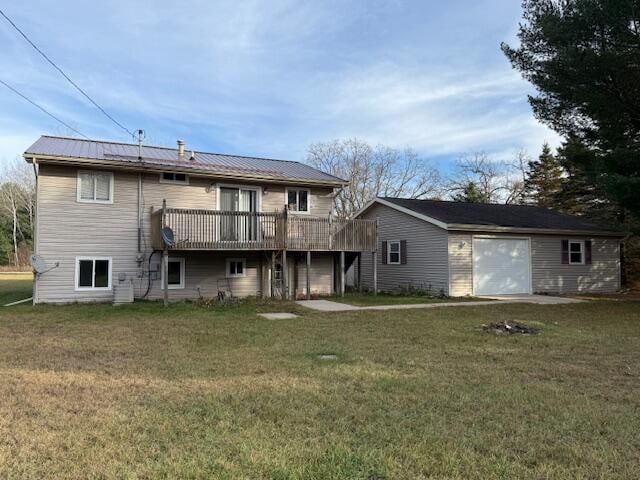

[333,292,485,306]
[0,283,639,478]
[0,272,32,305]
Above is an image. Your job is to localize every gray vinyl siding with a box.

[448,232,621,295]
[359,203,449,294]
[293,252,333,298]
[34,164,335,303]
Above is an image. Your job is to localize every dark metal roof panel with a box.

[25,136,346,184]
[379,197,622,234]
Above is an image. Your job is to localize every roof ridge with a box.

[382,196,557,211]
[39,134,306,166]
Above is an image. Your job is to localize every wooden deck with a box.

[151,206,377,252]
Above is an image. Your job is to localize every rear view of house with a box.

[25,136,377,304]
[355,197,623,296]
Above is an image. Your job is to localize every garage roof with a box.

[358,197,623,236]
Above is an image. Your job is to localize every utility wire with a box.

[0,78,88,139]
[0,8,134,138]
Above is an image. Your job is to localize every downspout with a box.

[137,173,142,253]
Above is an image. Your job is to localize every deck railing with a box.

[151,206,377,252]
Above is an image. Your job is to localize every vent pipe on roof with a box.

[177,139,185,159]
[190,150,195,161]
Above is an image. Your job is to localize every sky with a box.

[0,0,562,172]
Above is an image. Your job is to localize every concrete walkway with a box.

[296,294,582,313]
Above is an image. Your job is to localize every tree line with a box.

[0,160,34,268]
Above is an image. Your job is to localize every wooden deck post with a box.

[372,251,378,296]
[259,254,265,298]
[162,199,169,307]
[282,250,288,300]
[271,251,276,298]
[306,251,311,300]
[340,251,345,297]
[357,253,362,293]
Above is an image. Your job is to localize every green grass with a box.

[0,283,638,478]
[333,292,484,306]
[0,272,32,305]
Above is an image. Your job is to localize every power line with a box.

[0,8,134,138]
[0,78,88,139]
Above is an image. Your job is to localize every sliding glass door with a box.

[219,187,258,242]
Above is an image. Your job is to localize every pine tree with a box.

[452,182,488,203]
[524,143,564,208]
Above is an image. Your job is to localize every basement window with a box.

[226,258,246,278]
[160,172,189,184]
[161,258,185,289]
[75,257,112,290]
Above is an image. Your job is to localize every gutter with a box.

[446,224,625,238]
[23,154,347,189]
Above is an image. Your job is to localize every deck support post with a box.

[162,199,169,307]
[306,251,311,300]
[372,251,378,296]
[340,251,345,297]
[271,251,276,298]
[282,250,288,300]
[357,253,362,293]
[259,254,265,298]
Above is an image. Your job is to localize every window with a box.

[388,240,401,264]
[77,171,113,203]
[569,240,584,264]
[286,188,309,213]
[75,257,111,290]
[226,258,246,278]
[161,258,185,289]
[160,172,189,184]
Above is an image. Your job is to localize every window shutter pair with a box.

[380,240,407,265]
[561,239,592,265]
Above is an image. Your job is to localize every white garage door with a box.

[473,238,531,295]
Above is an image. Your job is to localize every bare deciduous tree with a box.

[307,139,442,217]
[447,151,530,204]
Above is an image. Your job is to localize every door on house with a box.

[219,187,258,242]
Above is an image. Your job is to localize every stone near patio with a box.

[258,312,299,320]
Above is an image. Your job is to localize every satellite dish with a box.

[161,227,175,246]
[30,254,47,274]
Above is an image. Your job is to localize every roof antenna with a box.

[135,129,145,160]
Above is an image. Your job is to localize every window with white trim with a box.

[161,258,185,289]
[388,240,401,264]
[75,257,111,290]
[569,240,584,264]
[77,171,114,203]
[226,258,246,278]
[286,188,309,213]
[160,172,189,184]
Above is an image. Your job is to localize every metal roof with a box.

[24,136,346,186]
[371,197,623,235]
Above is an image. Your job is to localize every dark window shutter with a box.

[382,241,388,265]
[400,240,407,264]
[561,239,569,264]
[585,240,592,264]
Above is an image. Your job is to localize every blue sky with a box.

[0,0,561,171]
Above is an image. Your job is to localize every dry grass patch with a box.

[0,297,639,478]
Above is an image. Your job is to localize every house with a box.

[354,197,624,296]
[24,136,377,304]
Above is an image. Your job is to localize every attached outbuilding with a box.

[355,197,624,296]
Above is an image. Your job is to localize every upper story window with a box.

[77,171,113,204]
[160,172,189,184]
[287,188,310,213]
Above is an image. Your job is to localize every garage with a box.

[473,237,531,295]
